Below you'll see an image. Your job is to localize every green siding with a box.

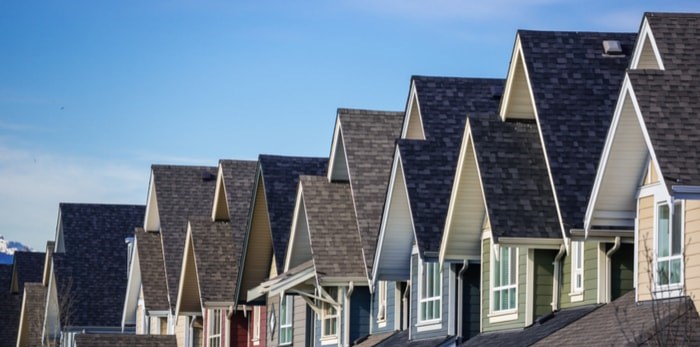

[560,241,599,308]
[532,250,555,319]
[481,238,527,332]
[610,243,634,300]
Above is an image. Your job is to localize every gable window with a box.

[656,201,683,289]
[492,246,517,312]
[321,288,339,338]
[571,241,584,293]
[419,261,441,322]
[208,309,222,347]
[377,281,387,322]
[280,295,293,345]
[252,306,261,343]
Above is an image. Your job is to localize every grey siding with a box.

[462,263,480,339]
[350,287,371,343]
[409,254,452,340]
[294,295,308,347]
[370,281,396,334]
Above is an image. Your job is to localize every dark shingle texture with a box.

[375,330,456,347]
[519,30,636,232]
[402,77,504,256]
[299,176,365,279]
[629,71,700,188]
[645,12,700,74]
[469,114,560,241]
[11,251,45,294]
[338,109,403,275]
[534,291,700,346]
[0,264,21,347]
[135,228,169,312]
[152,165,217,311]
[189,218,236,303]
[18,283,47,347]
[74,334,177,347]
[353,331,398,346]
[54,203,145,327]
[462,304,597,346]
[258,155,328,272]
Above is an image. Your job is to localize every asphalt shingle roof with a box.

[533,291,700,346]
[53,203,145,327]
[151,165,217,312]
[258,155,328,273]
[401,77,504,256]
[375,330,456,347]
[11,251,45,294]
[0,264,21,347]
[462,304,597,347]
[299,175,365,279]
[337,108,403,275]
[469,114,560,241]
[189,218,236,304]
[518,30,636,232]
[135,228,169,312]
[74,334,177,347]
[18,282,47,347]
[645,12,700,74]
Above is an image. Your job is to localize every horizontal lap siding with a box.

[561,241,599,308]
[350,287,371,344]
[684,200,700,311]
[481,238,526,332]
[638,196,654,301]
[410,254,451,340]
[294,295,309,347]
[371,281,396,334]
[533,250,555,319]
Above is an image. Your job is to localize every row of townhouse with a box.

[4,10,699,347]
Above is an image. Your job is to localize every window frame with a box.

[252,306,261,343]
[418,261,442,323]
[279,295,293,346]
[208,309,222,347]
[491,246,518,313]
[571,241,584,293]
[654,200,684,294]
[377,281,387,323]
[321,287,340,339]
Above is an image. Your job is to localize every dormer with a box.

[327,115,350,182]
[144,171,160,232]
[500,34,536,121]
[285,183,312,271]
[212,164,230,221]
[630,16,664,70]
[401,82,426,140]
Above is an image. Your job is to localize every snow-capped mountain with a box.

[0,234,32,264]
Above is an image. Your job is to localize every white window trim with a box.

[570,241,584,300]
[321,288,340,341]
[417,261,442,324]
[208,309,222,347]
[653,200,684,298]
[252,306,261,344]
[490,246,518,315]
[279,295,293,346]
[377,281,387,324]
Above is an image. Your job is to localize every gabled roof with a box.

[74,334,177,347]
[150,165,217,312]
[462,304,597,347]
[42,241,55,286]
[16,282,47,347]
[287,176,365,280]
[333,109,403,276]
[10,251,45,294]
[136,229,169,312]
[516,30,636,233]
[53,203,145,328]
[258,155,328,273]
[643,12,700,73]
[0,264,21,346]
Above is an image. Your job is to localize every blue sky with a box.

[1,1,699,249]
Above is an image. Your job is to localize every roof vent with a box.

[603,40,623,56]
[202,171,216,182]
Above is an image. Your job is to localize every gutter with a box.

[457,261,468,342]
[344,282,355,347]
[551,244,566,311]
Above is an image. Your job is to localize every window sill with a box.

[415,319,441,332]
[569,291,584,302]
[320,336,339,345]
[488,310,518,323]
[653,285,683,299]
[376,319,387,328]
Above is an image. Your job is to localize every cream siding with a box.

[636,36,661,69]
[405,95,424,140]
[637,195,654,301]
[176,316,187,347]
[241,179,274,301]
[136,289,145,334]
[502,51,535,120]
[684,200,700,310]
[293,296,308,347]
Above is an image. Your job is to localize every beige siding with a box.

[643,159,659,185]
[636,36,661,69]
[176,316,187,347]
[293,296,307,347]
[504,52,535,119]
[685,200,700,310]
[241,179,274,301]
[638,196,654,301]
[267,294,280,346]
[160,317,168,335]
[136,289,144,334]
[405,96,424,140]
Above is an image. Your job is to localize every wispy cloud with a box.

[0,120,44,133]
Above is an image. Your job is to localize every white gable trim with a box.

[401,82,426,140]
[212,164,230,221]
[144,171,160,231]
[630,17,665,70]
[174,223,202,318]
[284,184,313,272]
[499,35,537,121]
[122,238,142,329]
[328,115,350,182]
[42,264,60,342]
[234,167,264,305]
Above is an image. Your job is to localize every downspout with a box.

[605,237,621,303]
[402,281,410,331]
[344,282,354,347]
[551,244,566,311]
[457,261,468,342]
[189,316,196,347]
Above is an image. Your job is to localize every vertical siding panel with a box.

[638,196,654,301]
[293,296,307,347]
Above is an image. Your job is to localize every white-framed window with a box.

[208,309,222,347]
[418,261,441,322]
[377,281,387,322]
[492,246,517,312]
[571,241,584,293]
[321,288,339,338]
[252,306,261,342]
[280,295,293,345]
[655,201,683,288]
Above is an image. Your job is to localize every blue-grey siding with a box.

[370,281,396,334]
[349,287,371,343]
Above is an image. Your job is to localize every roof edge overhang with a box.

[145,310,170,317]
[318,277,369,286]
[495,237,563,249]
[121,238,142,329]
[203,301,235,308]
[671,185,700,200]
[234,166,266,306]
[248,261,316,301]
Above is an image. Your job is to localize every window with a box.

[208,309,222,347]
[492,246,517,312]
[377,281,387,322]
[280,295,293,345]
[419,261,441,322]
[571,241,584,293]
[321,288,339,338]
[656,202,683,288]
[252,306,261,342]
